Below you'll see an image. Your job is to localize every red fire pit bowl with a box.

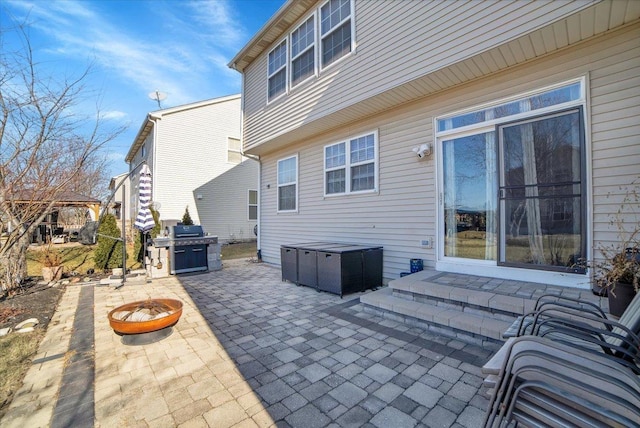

[108,298,183,335]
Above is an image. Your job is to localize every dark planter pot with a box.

[607,281,637,317]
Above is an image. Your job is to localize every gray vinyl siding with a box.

[257,23,640,283]
[242,0,597,152]
[590,31,640,255]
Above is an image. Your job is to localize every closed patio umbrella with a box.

[134,165,155,271]
[134,165,155,232]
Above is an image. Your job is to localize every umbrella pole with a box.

[143,232,147,270]
[116,184,126,289]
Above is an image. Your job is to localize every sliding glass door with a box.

[442,132,497,260]
[437,80,586,274]
[498,108,584,271]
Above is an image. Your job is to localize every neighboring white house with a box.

[230,0,640,288]
[108,172,131,224]
[125,95,259,242]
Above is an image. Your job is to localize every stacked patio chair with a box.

[485,292,640,376]
[483,336,640,427]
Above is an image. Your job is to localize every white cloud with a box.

[5,0,242,105]
[102,110,128,121]
[187,0,246,49]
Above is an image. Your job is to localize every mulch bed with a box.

[0,279,65,331]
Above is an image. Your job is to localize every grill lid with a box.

[172,225,205,238]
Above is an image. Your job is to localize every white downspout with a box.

[237,74,262,260]
[148,113,161,208]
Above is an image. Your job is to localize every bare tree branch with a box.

[0,21,127,294]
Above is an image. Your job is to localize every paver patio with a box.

[2,259,492,427]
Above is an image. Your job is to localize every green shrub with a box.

[182,206,194,225]
[94,214,126,271]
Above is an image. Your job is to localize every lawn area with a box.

[0,330,44,420]
[221,241,257,260]
[26,243,143,278]
[24,241,257,278]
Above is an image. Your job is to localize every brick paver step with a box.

[360,287,512,342]
[388,271,537,316]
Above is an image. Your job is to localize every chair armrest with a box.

[533,293,607,320]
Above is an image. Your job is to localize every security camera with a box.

[412,143,432,159]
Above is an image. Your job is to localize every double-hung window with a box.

[277,155,298,211]
[268,40,287,101]
[248,190,258,220]
[320,0,352,68]
[268,0,353,99]
[325,132,377,196]
[291,16,315,87]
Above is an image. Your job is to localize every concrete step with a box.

[389,270,537,317]
[360,287,512,347]
[359,269,607,349]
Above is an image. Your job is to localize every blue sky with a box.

[1,0,285,179]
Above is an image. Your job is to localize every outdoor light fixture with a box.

[412,143,432,159]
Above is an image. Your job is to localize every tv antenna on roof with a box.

[148,90,167,108]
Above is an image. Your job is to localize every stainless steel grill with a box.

[155,225,218,274]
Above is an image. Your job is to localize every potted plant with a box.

[594,180,640,317]
[40,243,64,282]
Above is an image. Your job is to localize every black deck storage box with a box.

[362,247,384,289]
[280,245,298,283]
[316,245,383,297]
[281,243,383,296]
[296,243,342,288]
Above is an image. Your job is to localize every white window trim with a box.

[267,38,288,103]
[266,0,355,101]
[323,130,378,197]
[433,77,590,288]
[277,154,299,213]
[437,77,586,136]
[290,14,317,89]
[319,0,355,71]
[248,189,258,221]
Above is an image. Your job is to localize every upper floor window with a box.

[266,0,354,100]
[277,155,298,212]
[291,15,315,87]
[324,131,377,196]
[228,137,242,163]
[268,39,287,101]
[320,0,352,68]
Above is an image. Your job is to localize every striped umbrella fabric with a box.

[134,164,155,232]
